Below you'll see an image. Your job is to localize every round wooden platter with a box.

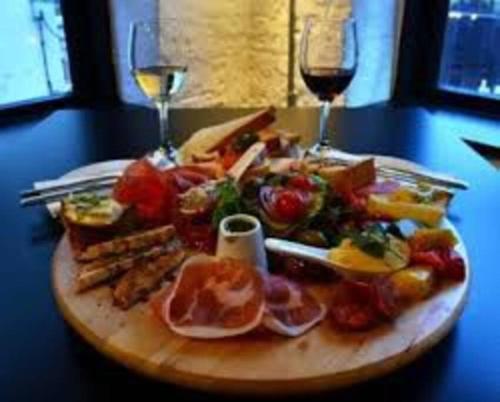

[52,224,470,396]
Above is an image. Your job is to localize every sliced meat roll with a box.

[263,275,327,337]
[162,256,265,339]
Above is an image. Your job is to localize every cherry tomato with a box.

[288,175,317,192]
[113,159,163,205]
[260,186,310,223]
[275,190,308,221]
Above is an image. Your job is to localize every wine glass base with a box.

[305,143,335,160]
[147,147,178,170]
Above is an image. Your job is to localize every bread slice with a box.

[179,107,276,163]
[319,158,376,193]
[113,246,185,310]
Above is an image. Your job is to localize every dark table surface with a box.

[1,104,499,402]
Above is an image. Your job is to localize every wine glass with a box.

[129,18,188,168]
[300,15,358,158]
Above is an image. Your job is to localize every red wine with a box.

[301,67,354,102]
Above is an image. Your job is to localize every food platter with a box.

[47,109,470,394]
[52,219,468,395]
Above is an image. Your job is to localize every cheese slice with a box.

[328,239,395,274]
[367,195,444,227]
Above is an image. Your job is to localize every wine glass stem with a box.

[156,100,174,156]
[319,100,332,147]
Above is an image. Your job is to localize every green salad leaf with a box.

[212,180,242,227]
[346,224,389,258]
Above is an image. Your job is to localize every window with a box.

[439,0,500,99]
[110,0,402,108]
[0,0,72,109]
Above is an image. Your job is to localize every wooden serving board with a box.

[52,225,470,395]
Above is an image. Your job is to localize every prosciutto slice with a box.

[162,256,265,339]
[263,275,327,337]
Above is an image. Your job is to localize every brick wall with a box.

[111,0,402,108]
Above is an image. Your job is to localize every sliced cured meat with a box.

[330,279,399,332]
[162,256,264,339]
[330,280,379,331]
[262,275,326,337]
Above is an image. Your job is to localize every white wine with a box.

[133,65,187,102]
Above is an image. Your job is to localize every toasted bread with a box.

[113,246,185,310]
[319,158,376,192]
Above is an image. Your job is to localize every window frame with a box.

[0,0,119,117]
[394,0,500,115]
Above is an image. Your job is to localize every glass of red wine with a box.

[300,15,357,157]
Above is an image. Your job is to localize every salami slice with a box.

[330,279,399,332]
[162,256,265,339]
[263,275,327,337]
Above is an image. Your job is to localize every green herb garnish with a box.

[212,180,242,227]
[347,224,389,258]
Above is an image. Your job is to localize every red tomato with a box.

[411,249,466,282]
[288,175,318,192]
[411,250,447,269]
[113,159,180,223]
[275,190,308,221]
[445,251,466,282]
[113,159,165,220]
[260,186,310,223]
[113,159,163,205]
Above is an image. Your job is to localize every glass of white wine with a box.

[129,18,188,168]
